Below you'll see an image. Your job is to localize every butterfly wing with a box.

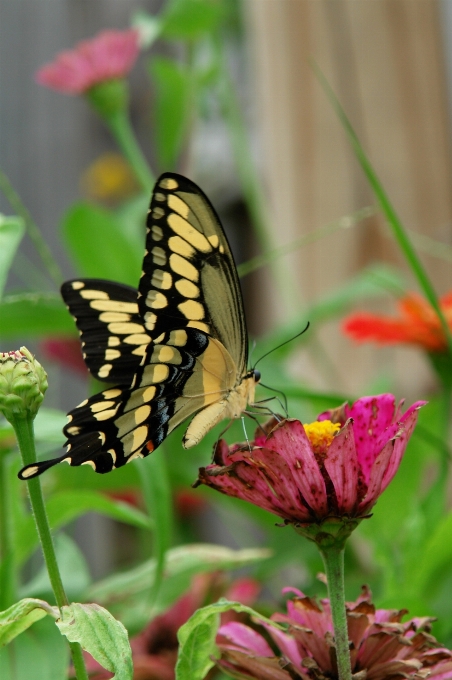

[18,173,251,479]
[61,279,149,384]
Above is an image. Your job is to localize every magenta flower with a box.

[36,29,139,95]
[216,587,452,680]
[196,395,425,540]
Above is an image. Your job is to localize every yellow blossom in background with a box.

[80,152,140,203]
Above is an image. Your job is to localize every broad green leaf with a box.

[0,616,69,680]
[0,598,56,647]
[160,0,225,40]
[56,603,132,680]
[88,544,271,630]
[176,599,282,680]
[0,293,73,337]
[61,202,141,285]
[21,534,91,601]
[0,215,25,298]
[411,511,452,593]
[149,57,192,170]
[132,9,163,48]
[16,490,152,566]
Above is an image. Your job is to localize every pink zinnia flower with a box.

[36,29,139,95]
[216,587,452,679]
[196,395,425,539]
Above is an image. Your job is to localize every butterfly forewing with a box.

[61,279,151,384]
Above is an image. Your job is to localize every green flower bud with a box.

[0,347,48,421]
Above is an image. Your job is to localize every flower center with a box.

[303,420,341,455]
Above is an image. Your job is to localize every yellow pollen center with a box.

[303,420,341,454]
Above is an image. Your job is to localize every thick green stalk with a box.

[0,449,16,609]
[106,109,155,193]
[320,546,352,680]
[10,415,88,680]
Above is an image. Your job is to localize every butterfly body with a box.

[19,173,258,480]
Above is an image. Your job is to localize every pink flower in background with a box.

[36,29,139,95]
[216,587,452,679]
[197,395,425,528]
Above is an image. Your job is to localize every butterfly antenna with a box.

[253,322,310,370]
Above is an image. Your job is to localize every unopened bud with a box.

[0,347,48,420]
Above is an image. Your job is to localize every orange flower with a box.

[343,292,452,352]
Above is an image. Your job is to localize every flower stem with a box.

[9,414,88,680]
[319,545,352,680]
[106,109,155,193]
[0,448,16,609]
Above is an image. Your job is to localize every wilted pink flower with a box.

[36,29,139,95]
[197,395,425,536]
[216,587,452,680]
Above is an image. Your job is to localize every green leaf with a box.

[411,511,452,593]
[0,215,25,299]
[61,202,141,285]
[160,0,225,40]
[0,293,73,338]
[0,598,56,647]
[16,490,152,566]
[149,56,192,170]
[56,603,132,680]
[88,544,271,630]
[0,616,69,680]
[21,534,91,601]
[176,599,282,680]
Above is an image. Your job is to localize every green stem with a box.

[137,447,173,609]
[106,110,155,193]
[0,168,63,287]
[0,449,16,609]
[313,62,452,356]
[10,415,88,680]
[320,545,352,680]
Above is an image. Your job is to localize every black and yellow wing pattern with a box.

[19,173,259,479]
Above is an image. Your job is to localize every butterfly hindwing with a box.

[18,173,255,480]
[61,279,151,384]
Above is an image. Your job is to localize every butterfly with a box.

[19,173,260,479]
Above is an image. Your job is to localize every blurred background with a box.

[1,0,452,640]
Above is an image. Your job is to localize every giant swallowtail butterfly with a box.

[19,173,259,479]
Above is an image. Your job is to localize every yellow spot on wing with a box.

[99,312,131,323]
[168,235,195,259]
[152,247,166,265]
[175,278,199,298]
[103,388,122,398]
[141,363,169,385]
[168,329,188,346]
[146,291,168,309]
[135,405,151,424]
[178,299,204,320]
[187,321,210,334]
[108,336,120,347]
[151,270,172,290]
[159,177,178,190]
[72,281,85,290]
[80,289,109,300]
[21,465,39,478]
[107,322,144,334]
[144,312,157,330]
[167,213,211,253]
[82,461,96,470]
[152,225,163,240]
[98,364,112,378]
[208,234,220,248]
[90,300,138,313]
[105,349,120,360]
[169,254,198,281]
[167,194,190,218]
[94,409,119,421]
[123,333,151,345]
[91,401,116,412]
